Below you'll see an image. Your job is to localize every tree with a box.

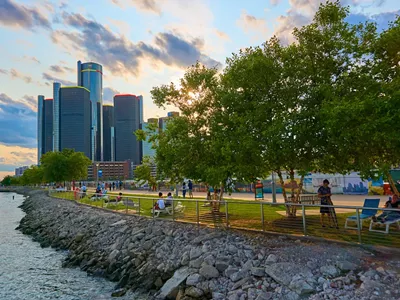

[134,156,157,191]
[21,165,44,185]
[40,149,91,184]
[1,175,13,186]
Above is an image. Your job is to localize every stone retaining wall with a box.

[14,189,400,299]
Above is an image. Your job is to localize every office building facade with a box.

[52,82,61,152]
[43,98,53,155]
[167,111,179,118]
[15,166,29,177]
[102,105,115,162]
[114,94,141,165]
[77,61,103,161]
[88,161,131,181]
[59,87,91,158]
[142,118,158,160]
[37,95,44,163]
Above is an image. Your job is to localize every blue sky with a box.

[0,0,399,178]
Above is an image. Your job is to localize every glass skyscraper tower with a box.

[52,82,61,152]
[77,61,103,161]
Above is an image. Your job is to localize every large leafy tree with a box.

[134,156,158,191]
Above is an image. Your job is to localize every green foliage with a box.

[40,149,91,183]
[1,175,13,186]
[134,156,157,189]
[20,165,44,185]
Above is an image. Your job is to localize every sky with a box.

[0,0,399,178]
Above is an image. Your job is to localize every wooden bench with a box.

[299,195,319,205]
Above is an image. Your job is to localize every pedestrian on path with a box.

[188,180,193,198]
[182,182,187,198]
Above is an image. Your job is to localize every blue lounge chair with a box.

[345,199,380,230]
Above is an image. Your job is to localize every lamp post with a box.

[272,171,277,204]
[96,163,100,187]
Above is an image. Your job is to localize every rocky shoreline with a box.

[12,189,400,299]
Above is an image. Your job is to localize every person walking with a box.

[182,182,187,198]
[109,182,112,191]
[318,179,338,228]
[112,181,115,190]
[188,180,193,199]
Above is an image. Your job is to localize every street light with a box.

[96,163,100,187]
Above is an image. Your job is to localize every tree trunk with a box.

[295,175,305,203]
[385,170,399,196]
[277,170,292,216]
[288,169,296,217]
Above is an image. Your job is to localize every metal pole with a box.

[356,208,362,244]
[152,198,155,219]
[225,201,229,228]
[125,197,128,214]
[172,198,175,221]
[302,204,307,236]
[138,198,141,216]
[261,202,265,232]
[272,172,277,204]
[196,200,199,226]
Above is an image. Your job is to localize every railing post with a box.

[138,198,141,216]
[196,200,200,226]
[302,204,307,236]
[172,198,175,221]
[125,197,128,214]
[225,201,229,228]
[356,208,362,244]
[261,202,265,232]
[101,196,104,208]
[152,198,155,219]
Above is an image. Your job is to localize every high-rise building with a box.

[15,166,29,177]
[43,98,53,155]
[102,105,115,162]
[37,95,44,163]
[138,95,144,124]
[38,96,54,163]
[142,118,158,160]
[158,116,169,132]
[59,87,91,158]
[77,61,103,161]
[114,94,141,165]
[52,82,61,152]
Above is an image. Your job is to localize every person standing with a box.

[109,182,112,191]
[119,180,123,190]
[112,181,115,190]
[182,182,187,198]
[318,179,332,228]
[188,180,193,199]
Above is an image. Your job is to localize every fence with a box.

[48,189,400,248]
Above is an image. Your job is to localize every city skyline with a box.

[1,0,399,177]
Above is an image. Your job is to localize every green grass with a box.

[51,191,400,248]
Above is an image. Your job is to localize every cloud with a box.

[270,0,281,5]
[237,10,269,38]
[273,0,395,44]
[0,0,51,30]
[215,30,230,41]
[0,143,37,169]
[23,55,40,64]
[10,68,32,84]
[49,65,74,73]
[51,12,221,78]
[0,69,8,74]
[42,72,74,86]
[103,87,120,104]
[110,0,161,14]
[0,94,37,148]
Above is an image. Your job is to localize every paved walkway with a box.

[92,188,389,207]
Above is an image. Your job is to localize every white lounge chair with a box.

[369,216,400,234]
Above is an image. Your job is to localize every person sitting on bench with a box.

[372,194,400,223]
[165,192,173,207]
[154,192,165,210]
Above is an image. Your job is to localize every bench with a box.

[369,217,400,234]
[152,202,186,218]
[299,195,319,205]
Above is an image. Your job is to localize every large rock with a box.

[186,273,203,286]
[336,261,357,272]
[251,267,265,277]
[190,247,203,260]
[320,265,339,278]
[265,263,312,286]
[185,286,204,298]
[265,254,277,264]
[199,265,219,279]
[216,261,230,273]
[159,267,191,299]
[289,279,315,295]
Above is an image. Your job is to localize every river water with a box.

[0,192,135,300]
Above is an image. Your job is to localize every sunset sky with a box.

[0,0,399,178]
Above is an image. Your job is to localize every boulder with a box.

[159,267,191,299]
[199,265,219,279]
[251,267,265,277]
[265,254,277,264]
[185,287,204,298]
[289,279,315,295]
[265,263,312,286]
[186,273,203,286]
[216,261,230,273]
[336,261,357,272]
[190,247,203,260]
[320,265,339,278]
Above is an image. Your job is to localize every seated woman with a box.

[372,194,400,223]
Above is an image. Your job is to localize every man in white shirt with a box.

[157,192,165,210]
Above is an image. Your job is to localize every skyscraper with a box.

[37,95,44,163]
[167,111,179,118]
[158,116,169,132]
[138,95,144,124]
[77,61,103,161]
[37,96,54,163]
[59,87,91,158]
[114,94,141,165]
[142,118,158,160]
[102,105,115,162]
[43,98,53,155]
[52,82,61,152]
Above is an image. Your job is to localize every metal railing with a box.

[48,189,400,248]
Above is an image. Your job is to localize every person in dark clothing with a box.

[188,180,193,198]
[318,179,332,227]
[112,182,115,190]
[182,182,187,198]
[372,194,400,223]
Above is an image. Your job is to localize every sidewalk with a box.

[91,188,389,207]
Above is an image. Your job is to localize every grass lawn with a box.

[51,191,400,248]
